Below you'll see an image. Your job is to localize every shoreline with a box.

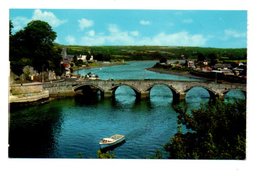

[72,61,126,72]
[146,67,211,81]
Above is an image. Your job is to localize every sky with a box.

[9,9,247,48]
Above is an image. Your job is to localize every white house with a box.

[77,55,87,63]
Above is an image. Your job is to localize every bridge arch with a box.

[185,85,217,101]
[223,88,246,100]
[112,84,142,100]
[73,84,105,97]
[147,83,180,102]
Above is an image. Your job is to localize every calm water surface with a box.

[9,61,245,158]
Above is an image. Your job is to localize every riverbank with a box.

[147,67,247,84]
[9,62,127,107]
[146,67,211,81]
[72,61,126,72]
[9,82,51,108]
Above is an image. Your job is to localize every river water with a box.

[9,61,245,158]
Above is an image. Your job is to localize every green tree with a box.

[75,59,83,66]
[159,56,168,64]
[197,52,205,63]
[73,55,77,62]
[85,51,91,60]
[23,20,57,71]
[49,46,63,76]
[10,20,59,75]
[165,100,246,159]
[22,65,36,81]
[208,53,218,66]
[94,53,103,61]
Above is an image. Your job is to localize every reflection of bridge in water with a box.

[43,79,246,102]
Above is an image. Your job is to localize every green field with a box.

[55,44,247,62]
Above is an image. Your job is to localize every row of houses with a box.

[163,58,246,78]
[60,48,95,77]
[60,48,95,64]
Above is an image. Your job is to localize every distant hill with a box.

[54,44,247,61]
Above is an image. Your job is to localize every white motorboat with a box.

[99,134,125,149]
[86,72,99,80]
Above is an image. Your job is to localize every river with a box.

[9,61,245,158]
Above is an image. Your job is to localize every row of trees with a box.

[10,20,62,76]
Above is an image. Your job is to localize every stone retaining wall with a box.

[9,91,49,103]
[10,82,44,95]
[9,82,50,104]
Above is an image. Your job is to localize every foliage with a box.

[22,65,36,80]
[75,59,84,66]
[149,149,163,159]
[73,55,77,62]
[165,100,246,159]
[76,152,84,158]
[10,20,61,75]
[97,149,115,158]
[208,53,218,66]
[159,56,168,64]
[48,46,63,76]
[94,52,111,62]
[197,52,206,62]
[9,20,13,36]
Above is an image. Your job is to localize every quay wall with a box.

[10,82,44,95]
[9,82,50,104]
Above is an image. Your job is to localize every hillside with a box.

[54,44,247,62]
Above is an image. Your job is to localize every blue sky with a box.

[10,9,247,48]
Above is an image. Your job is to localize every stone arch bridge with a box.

[43,79,246,102]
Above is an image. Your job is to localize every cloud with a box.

[108,24,120,33]
[139,32,207,46]
[80,24,206,46]
[32,9,66,27]
[130,31,139,37]
[65,35,76,45]
[224,29,246,38]
[87,30,96,37]
[78,18,94,30]
[81,25,137,45]
[11,9,66,32]
[12,16,31,31]
[139,20,151,26]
